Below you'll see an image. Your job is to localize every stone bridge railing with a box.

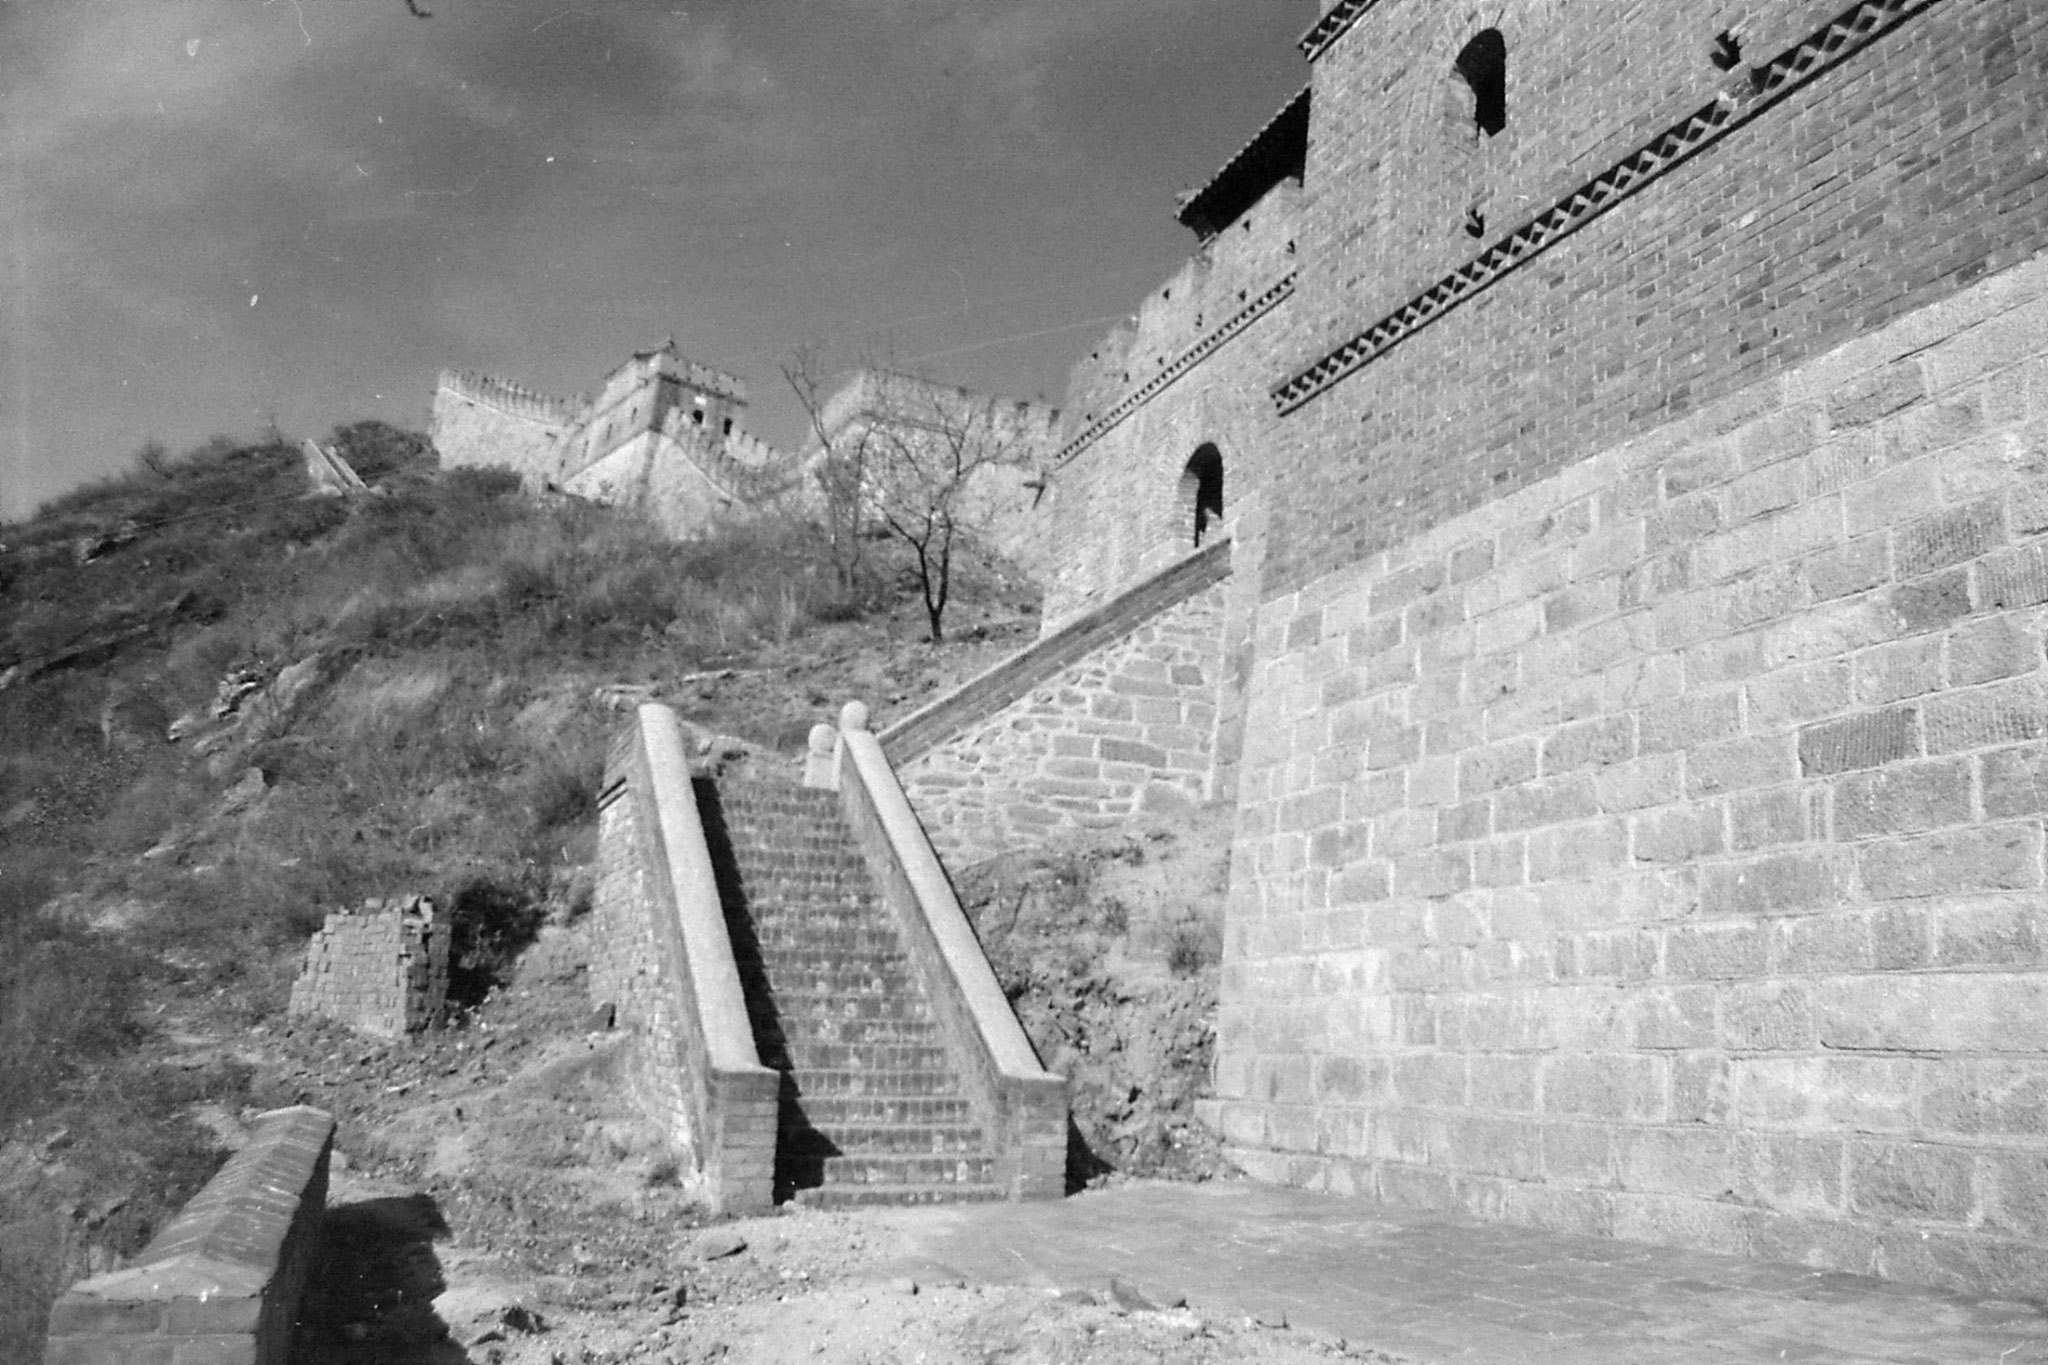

[816,703,1068,1199]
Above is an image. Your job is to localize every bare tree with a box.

[781,343,876,600]
[863,375,1028,644]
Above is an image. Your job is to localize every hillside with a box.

[0,429,1243,1363]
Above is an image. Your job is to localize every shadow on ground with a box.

[294,1194,467,1364]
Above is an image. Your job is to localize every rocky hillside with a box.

[0,426,1237,1361]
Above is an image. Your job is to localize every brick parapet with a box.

[1217,246,2048,1297]
[589,707,777,1214]
[834,721,1068,1198]
[894,568,1233,869]
[43,1106,334,1365]
[287,896,448,1038]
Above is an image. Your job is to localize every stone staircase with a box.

[700,778,1004,1206]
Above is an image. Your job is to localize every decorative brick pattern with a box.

[1218,248,2048,1297]
[287,896,448,1038]
[44,1107,334,1365]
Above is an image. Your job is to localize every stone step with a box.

[749,931,907,958]
[782,1123,987,1156]
[755,1016,943,1048]
[747,951,910,978]
[788,1067,966,1098]
[761,971,918,998]
[786,1041,954,1072]
[792,1093,977,1126]
[751,993,934,1024]
[781,1152,999,1190]
[788,1182,1007,1209]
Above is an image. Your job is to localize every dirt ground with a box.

[261,915,1397,1365]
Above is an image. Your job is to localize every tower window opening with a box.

[721,417,733,436]
[1454,29,1507,138]
[1180,444,1225,548]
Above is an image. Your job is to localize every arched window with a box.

[1179,444,1225,548]
[1454,29,1507,138]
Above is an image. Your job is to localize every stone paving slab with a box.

[861,1179,2048,1364]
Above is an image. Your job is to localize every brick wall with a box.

[44,1106,333,1365]
[428,374,570,487]
[1040,180,1298,632]
[288,896,449,1038]
[1269,0,2048,600]
[588,720,779,1212]
[1217,247,2048,1296]
[897,572,1231,869]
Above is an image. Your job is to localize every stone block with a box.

[1541,1121,1616,1184]
[1894,499,2006,579]
[1737,1132,1845,1215]
[1924,676,2048,753]
[1857,824,2041,900]
[1719,980,1816,1051]
[1948,614,2042,686]
[1631,806,1726,865]
[1981,1151,2048,1240]
[1932,900,2047,968]
[1687,855,1851,916]
[1746,661,1850,729]
[1922,1059,2048,1138]
[1735,1055,1918,1134]
[1852,636,1943,706]
[1639,691,1741,755]
[1976,542,2048,612]
[1828,360,1926,428]
[1687,734,1796,797]
[1831,758,1972,840]
[1797,706,1920,777]
[1670,1051,1733,1124]
[1494,776,1598,832]
[1804,535,1889,602]
[1618,1127,1740,1201]
[1816,973,2048,1052]
[1888,569,1973,635]
[1664,921,1768,980]
[1628,984,1716,1050]
[1727,785,1820,851]
[1540,1053,1664,1122]
[1849,1140,1975,1223]
[1596,752,1684,812]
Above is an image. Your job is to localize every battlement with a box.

[435,370,582,426]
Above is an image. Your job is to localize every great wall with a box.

[46,2,2048,1356]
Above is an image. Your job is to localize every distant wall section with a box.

[429,371,574,486]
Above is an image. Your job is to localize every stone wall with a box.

[896,567,1230,870]
[288,896,449,1038]
[428,372,572,487]
[43,1106,333,1365]
[1216,248,2048,1296]
[1268,0,2048,600]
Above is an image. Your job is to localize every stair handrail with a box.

[879,536,1231,764]
[831,701,1067,1199]
[624,703,779,1212]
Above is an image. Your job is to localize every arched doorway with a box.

[1179,444,1225,547]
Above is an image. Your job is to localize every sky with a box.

[1,0,1314,520]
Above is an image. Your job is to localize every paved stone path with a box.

[864,1180,2048,1364]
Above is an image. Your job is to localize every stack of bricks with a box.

[288,895,449,1038]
